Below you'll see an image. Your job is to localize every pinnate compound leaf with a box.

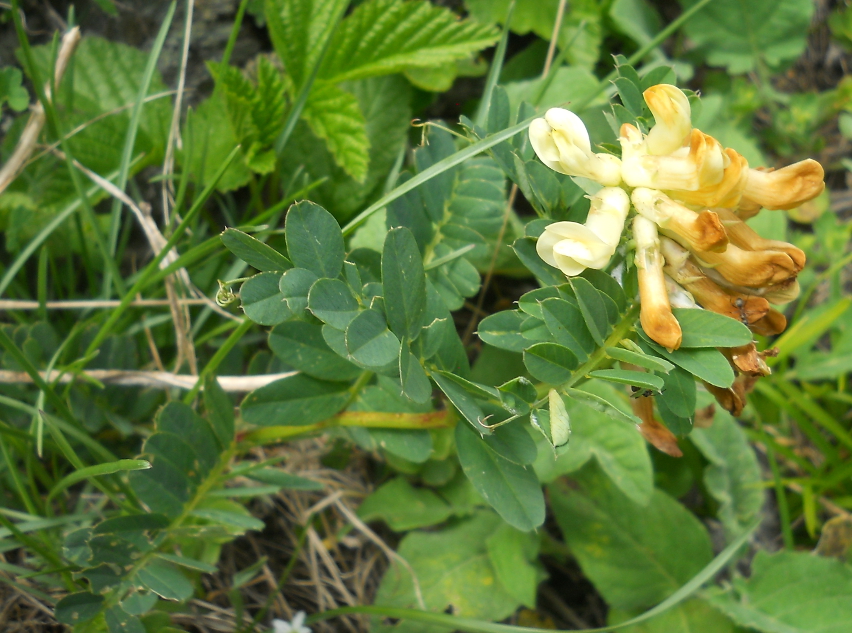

[455,424,545,532]
[372,511,523,631]
[241,374,350,426]
[320,0,500,84]
[680,0,815,73]
[358,477,453,531]
[673,308,753,348]
[382,227,427,341]
[241,272,292,326]
[709,550,852,633]
[221,228,291,272]
[302,82,370,181]
[285,201,345,278]
[691,405,763,541]
[550,463,713,611]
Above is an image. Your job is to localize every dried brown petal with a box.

[631,395,683,457]
[703,381,745,416]
[721,343,771,377]
[695,245,798,287]
[749,308,787,337]
[740,159,825,212]
[714,207,805,271]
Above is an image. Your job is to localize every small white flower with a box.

[272,612,312,633]
[529,108,622,186]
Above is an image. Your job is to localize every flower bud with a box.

[643,84,692,155]
[634,216,682,350]
[535,187,630,277]
[529,109,622,186]
[631,188,728,253]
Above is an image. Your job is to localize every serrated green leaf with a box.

[550,463,713,611]
[673,308,753,348]
[523,343,578,384]
[220,228,291,272]
[285,201,345,278]
[241,272,292,326]
[269,321,362,380]
[345,309,401,368]
[241,374,350,426]
[455,424,545,532]
[382,227,427,340]
[302,82,370,181]
[680,0,814,73]
[320,0,499,84]
[708,550,852,632]
[307,278,361,329]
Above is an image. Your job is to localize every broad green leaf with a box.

[455,424,545,532]
[609,0,662,48]
[372,511,522,631]
[656,397,693,437]
[240,272,292,326]
[691,403,763,541]
[523,343,578,384]
[550,463,713,610]
[589,369,664,392]
[345,309,401,368]
[431,371,491,435]
[265,0,348,87]
[606,347,674,373]
[156,402,220,474]
[307,278,361,329]
[540,297,595,361]
[54,592,105,625]
[431,370,499,401]
[382,227,427,340]
[476,310,528,353]
[220,228,291,272]
[658,365,696,419]
[571,277,609,346]
[279,267,319,314]
[638,333,735,388]
[610,599,736,633]
[136,563,193,601]
[302,82,370,181]
[358,477,453,531]
[486,523,543,608]
[269,321,361,380]
[535,382,652,505]
[370,428,434,463]
[320,0,500,84]
[204,375,235,449]
[614,76,645,118]
[399,345,432,404]
[709,550,852,632]
[680,0,815,73]
[241,374,350,426]
[673,308,752,348]
[285,201,345,278]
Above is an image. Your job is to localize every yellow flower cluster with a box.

[529,84,825,415]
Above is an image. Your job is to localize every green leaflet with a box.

[285,201,345,279]
[241,272,292,326]
[0,67,28,111]
[609,599,736,633]
[359,477,454,531]
[382,227,427,341]
[269,321,362,381]
[680,0,814,72]
[241,374,351,426]
[220,228,292,273]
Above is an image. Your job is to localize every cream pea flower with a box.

[529,109,622,186]
[536,187,630,276]
[643,84,693,155]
